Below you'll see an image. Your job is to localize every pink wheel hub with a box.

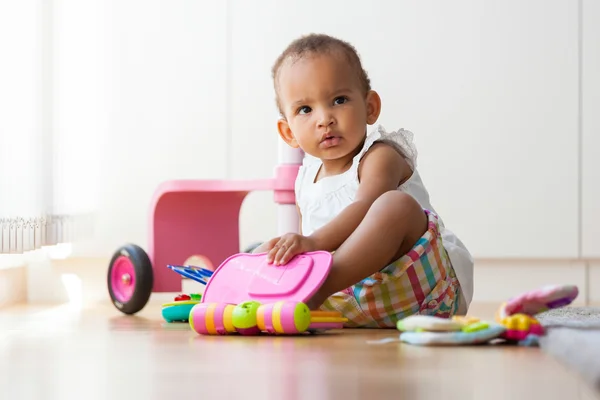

[111,256,136,303]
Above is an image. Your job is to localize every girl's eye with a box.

[334,96,348,105]
[298,106,311,115]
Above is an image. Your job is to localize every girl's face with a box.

[276,52,380,167]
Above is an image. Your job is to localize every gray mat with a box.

[537,307,600,391]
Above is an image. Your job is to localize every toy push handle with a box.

[275,141,303,236]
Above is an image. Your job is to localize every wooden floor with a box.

[0,301,598,400]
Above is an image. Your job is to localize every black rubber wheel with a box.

[107,243,154,315]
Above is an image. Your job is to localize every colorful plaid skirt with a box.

[319,209,461,328]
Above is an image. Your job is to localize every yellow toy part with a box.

[499,313,545,341]
[396,315,463,332]
[452,315,481,326]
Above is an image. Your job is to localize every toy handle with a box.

[275,141,303,236]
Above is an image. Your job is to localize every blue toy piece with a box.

[161,300,200,323]
[167,264,213,285]
[160,263,206,323]
[160,265,213,323]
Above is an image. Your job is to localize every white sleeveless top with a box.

[295,125,474,309]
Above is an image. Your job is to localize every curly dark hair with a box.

[271,33,371,116]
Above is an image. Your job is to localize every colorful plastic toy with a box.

[495,284,579,321]
[158,265,213,323]
[200,251,333,305]
[399,322,506,346]
[389,283,579,347]
[396,315,463,332]
[396,314,506,344]
[498,313,545,341]
[189,300,347,336]
[173,250,348,335]
[161,293,202,323]
[106,142,305,314]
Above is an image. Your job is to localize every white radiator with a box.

[0,214,93,254]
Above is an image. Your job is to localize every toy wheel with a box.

[107,244,153,315]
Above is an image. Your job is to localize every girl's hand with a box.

[265,233,318,265]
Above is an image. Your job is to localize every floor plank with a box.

[0,301,598,400]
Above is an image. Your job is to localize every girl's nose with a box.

[317,111,335,128]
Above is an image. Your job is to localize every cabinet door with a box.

[582,0,600,258]
[231,0,579,258]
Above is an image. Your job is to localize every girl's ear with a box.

[365,90,382,125]
[277,119,299,148]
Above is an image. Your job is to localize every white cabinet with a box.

[582,0,600,258]
[231,0,580,258]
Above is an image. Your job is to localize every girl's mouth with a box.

[319,135,341,148]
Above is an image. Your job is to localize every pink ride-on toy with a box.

[107,142,305,315]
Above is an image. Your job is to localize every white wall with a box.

[45,1,597,264]
[94,0,230,257]
[0,0,51,230]
[49,0,230,257]
[231,0,580,260]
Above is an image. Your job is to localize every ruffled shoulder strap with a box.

[354,125,418,170]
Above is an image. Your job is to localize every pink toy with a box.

[201,251,333,305]
[496,284,579,321]
[185,251,348,336]
[189,300,347,336]
[179,251,347,336]
[107,142,305,315]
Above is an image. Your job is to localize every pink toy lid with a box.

[201,251,333,305]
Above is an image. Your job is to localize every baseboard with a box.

[472,260,589,306]
[14,257,600,308]
[0,266,27,308]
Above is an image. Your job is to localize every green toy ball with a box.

[232,300,261,331]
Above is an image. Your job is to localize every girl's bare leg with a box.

[308,191,428,309]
